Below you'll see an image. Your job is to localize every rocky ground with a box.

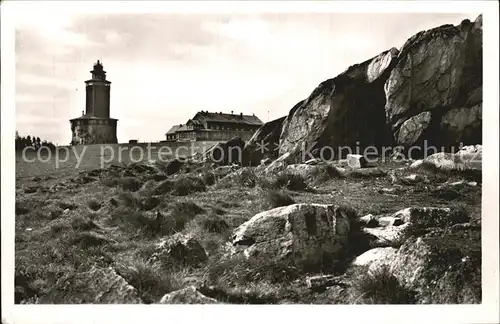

[15,147,481,304]
[15,14,483,305]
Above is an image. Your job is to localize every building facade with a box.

[69,60,118,145]
[166,111,263,142]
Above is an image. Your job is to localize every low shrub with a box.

[168,201,205,232]
[87,199,102,211]
[201,172,216,186]
[71,215,99,231]
[115,259,182,304]
[205,254,302,287]
[196,213,230,234]
[172,177,206,196]
[274,173,308,191]
[348,265,415,304]
[110,207,167,237]
[119,177,143,192]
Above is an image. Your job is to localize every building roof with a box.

[176,124,189,132]
[166,124,181,135]
[193,111,263,126]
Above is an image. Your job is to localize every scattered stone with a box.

[55,266,142,304]
[448,180,478,187]
[400,174,428,185]
[159,286,218,304]
[305,274,347,290]
[347,154,367,169]
[58,201,78,210]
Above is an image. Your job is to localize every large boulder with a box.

[231,203,353,268]
[243,116,286,166]
[279,48,399,161]
[385,15,482,151]
[352,247,398,273]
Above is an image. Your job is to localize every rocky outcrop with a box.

[350,223,480,303]
[358,206,470,249]
[231,203,353,268]
[54,266,142,304]
[385,15,482,151]
[275,15,481,161]
[390,224,481,303]
[278,48,399,161]
[243,116,286,166]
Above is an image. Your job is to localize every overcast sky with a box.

[15,10,479,145]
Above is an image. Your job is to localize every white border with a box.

[2,1,499,324]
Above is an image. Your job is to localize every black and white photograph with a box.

[1,1,499,323]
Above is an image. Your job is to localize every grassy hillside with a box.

[16,141,220,179]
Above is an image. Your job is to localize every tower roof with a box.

[90,60,107,80]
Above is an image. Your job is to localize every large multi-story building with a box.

[165,111,263,142]
[69,60,118,145]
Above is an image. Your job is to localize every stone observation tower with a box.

[69,60,118,145]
